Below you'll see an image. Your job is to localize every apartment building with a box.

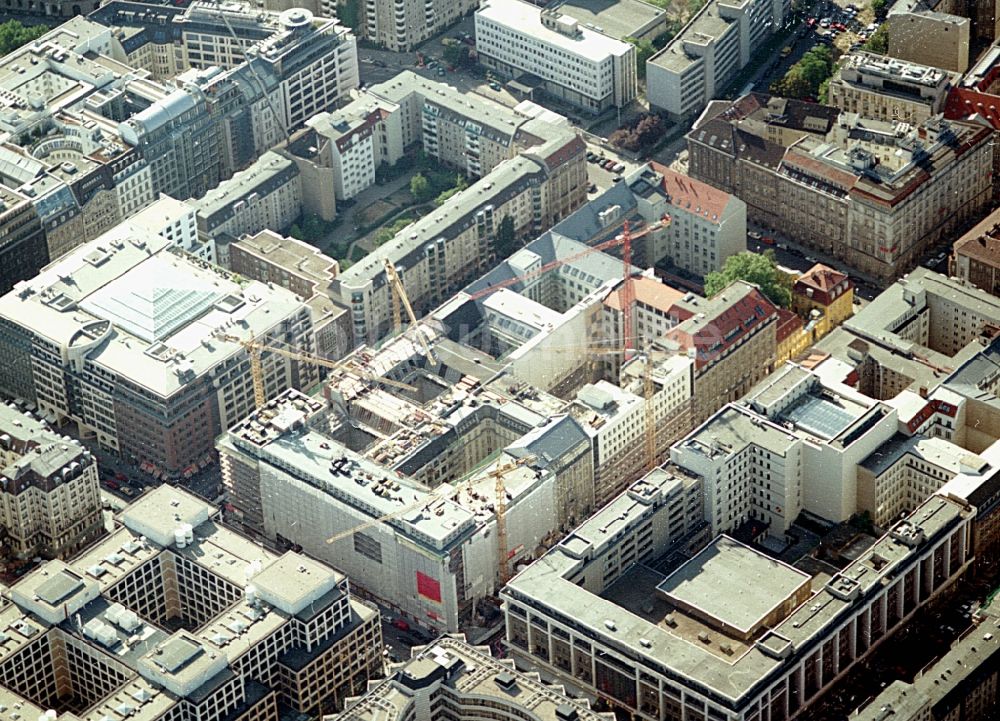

[0,223,316,476]
[827,52,958,124]
[664,281,778,423]
[688,94,994,282]
[334,635,615,721]
[791,263,853,329]
[0,404,103,563]
[503,490,973,721]
[625,162,746,277]
[229,230,353,364]
[647,0,787,120]
[188,152,302,250]
[888,0,971,73]
[364,0,475,51]
[0,485,380,720]
[952,206,1000,296]
[475,0,638,113]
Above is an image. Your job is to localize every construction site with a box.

[216,195,702,635]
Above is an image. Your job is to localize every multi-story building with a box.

[0,222,316,475]
[0,186,46,296]
[364,0,474,51]
[229,229,353,364]
[503,487,974,721]
[827,52,958,124]
[688,94,994,281]
[0,485,381,719]
[218,385,591,632]
[952,206,1000,296]
[888,0,972,73]
[647,0,787,120]
[188,151,302,250]
[624,162,746,277]
[0,403,103,563]
[664,280,778,423]
[334,635,615,721]
[475,0,638,113]
[853,592,1000,720]
[791,263,853,330]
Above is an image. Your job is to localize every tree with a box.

[870,0,888,19]
[336,0,362,31]
[0,21,48,56]
[866,23,889,54]
[410,173,433,202]
[625,37,657,80]
[772,46,834,99]
[704,251,792,308]
[496,215,516,258]
[443,43,472,68]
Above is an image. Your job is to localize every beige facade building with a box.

[889,0,971,73]
[229,230,353,365]
[952,206,1000,296]
[688,94,994,282]
[365,0,475,50]
[664,281,779,423]
[0,486,381,721]
[0,404,103,564]
[828,52,958,124]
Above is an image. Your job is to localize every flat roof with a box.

[556,0,665,40]
[657,536,811,635]
[477,0,633,59]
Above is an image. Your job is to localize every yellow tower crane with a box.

[383,259,436,363]
[493,456,532,586]
[222,334,416,409]
[323,456,533,546]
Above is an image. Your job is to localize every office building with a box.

[475,0,638,113]
[647,0,787,120]
[503,490,974,721]
[0,221,316,476]
[688,94,994,282]
[0,403,103,563]
[0,186,46,296]
[827,52,958,125]
[0,485,381,719]
[853,593,1000,720]
[229,229,353,364]
[334,635,615,721]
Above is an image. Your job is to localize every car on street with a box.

[391,618,411,632]
[587,151,597,162]
[588,183,597,193]
[489,81,501,90]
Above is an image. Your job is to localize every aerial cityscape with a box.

[0,0,998,718]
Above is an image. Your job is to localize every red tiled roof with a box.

[795,264,848,293]
[648,161,732,223]
[776,307,803,344]
[945,86,1000,131]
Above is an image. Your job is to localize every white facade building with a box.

[475,0,638,113]
[647,0,786,119]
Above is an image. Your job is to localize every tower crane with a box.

[324,456,533,546]
[383,259,436,363]
[221,334,416,410]
[493,456,533,586]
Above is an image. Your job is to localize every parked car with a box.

[392,618,411,632]
[587,151,597,162]
[820,17,831,27]
[588,183,597,193]
[748,231,763,240]
[602,159,615,170]
[613,162,625,173]
[120,486,136,498]
[781,46,793,57]
[489,81,501,91]
[104,478,120,490]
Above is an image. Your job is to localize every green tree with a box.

[336,0,362,30]
[443,43,471,68]
[0,21,48,56]
[704,251,792,308]
[625,37,657,80]
[410,173,433,202]
[772,46,834,99]
[866,23,889,54]
[870,0,888,18]
[496,215,516,258]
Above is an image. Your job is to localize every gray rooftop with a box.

[656,536,811,635]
